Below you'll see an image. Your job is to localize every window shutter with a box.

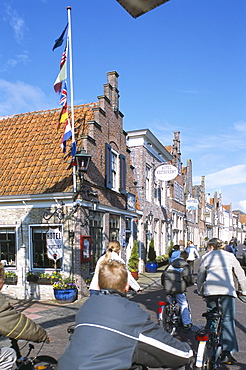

[119,154,126,194]
[105,143,112,189]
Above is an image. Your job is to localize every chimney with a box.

[107,71,119,112]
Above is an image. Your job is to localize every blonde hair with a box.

[98,260,127,293]
[103,241,121,264]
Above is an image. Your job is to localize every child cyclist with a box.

[58,260,193,370]
[161,250,193,329]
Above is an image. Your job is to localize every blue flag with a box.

[52,24,68,51]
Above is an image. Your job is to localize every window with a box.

[31,226,62,269]
[105,144,126,194]
[109,215,120,241]
[179,185,184,203]
[174,181,179,200]
[146,165,151,201]
[0,228,16,266]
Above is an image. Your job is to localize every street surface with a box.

[0,244,245,369]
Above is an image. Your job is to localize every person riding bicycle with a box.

[161,250,193,330]
[89,240,141,295]
[58,260,193,370]
[0,262,48,370]
[197,238,246,365]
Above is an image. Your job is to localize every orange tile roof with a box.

[0,103,97,197]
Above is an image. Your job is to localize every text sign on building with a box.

[154,164,178,181]
[46,228,63,260]
[186,198,199,211]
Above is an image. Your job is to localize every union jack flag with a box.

[59,82,67,107]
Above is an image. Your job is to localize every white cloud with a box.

[0,79,56,116]
[195,164,246,188]
[5,5,26,43]
[239,200,246,213]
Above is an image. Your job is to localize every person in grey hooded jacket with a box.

[58,260,193,370]
[161,251,193,329]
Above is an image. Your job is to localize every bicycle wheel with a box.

[160,304,176,335]
[34,355,58,370]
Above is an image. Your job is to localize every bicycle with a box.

[10,338,58,369]
[195,308,222,369]
[158,294,181,335]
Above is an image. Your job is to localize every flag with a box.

[59,82,67,106]
[54,41,67,94]
[72,141,76,157]
[57,103,68,131]
[52,24,68,51]
[61,120,72,153]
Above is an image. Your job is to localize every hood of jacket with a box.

[171,258,189,269]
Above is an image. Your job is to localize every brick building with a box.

[0,71,139,300]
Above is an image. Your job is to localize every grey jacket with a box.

[58,290,193,370]
[161,258,193,294]
[197,249,246,297]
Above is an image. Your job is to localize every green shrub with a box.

[147,238,156,262]
[128,240,139,272]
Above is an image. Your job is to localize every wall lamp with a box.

[147,211,154,224]
[75,149,91,181]
[43,200,65,221]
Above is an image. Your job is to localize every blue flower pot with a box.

[145,262,158,273]
[53,288,77,303]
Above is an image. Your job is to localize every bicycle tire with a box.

[160,303,176,335]
[34,355,58,370]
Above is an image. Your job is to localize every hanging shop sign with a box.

[46,228,64,260]
[154,164,178,181]
[186,198,199,211]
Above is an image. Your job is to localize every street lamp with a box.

[147,211,154,224]
[75,149,91,182]
[116,0,170,18]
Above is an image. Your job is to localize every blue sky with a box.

[0,0,246,211]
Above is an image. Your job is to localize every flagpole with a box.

[67,6,77,193]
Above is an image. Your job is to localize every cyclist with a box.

[0,262,48,370]
[89,240,141,295]
[197,238,246,365]
[58,260,193,370]
[161,250,193,329]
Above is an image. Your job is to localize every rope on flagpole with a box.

[67,6,77,193]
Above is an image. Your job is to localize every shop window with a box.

[31,226,62,269]
[109,215,120,241]
[0,228,16,267]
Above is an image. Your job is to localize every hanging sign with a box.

[186,198,199,210]
[154,164,178,181]
[46,228,63,261]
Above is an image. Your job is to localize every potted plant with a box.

[52,275,77,303]
[38,272,52,285]
[145,238,158,273]
[4,271,18,285]
[128,240,139,280]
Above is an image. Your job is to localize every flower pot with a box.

[145,262,158,273]
[5,276,18,285]
[130,271,138,280]
[53,288,77,303]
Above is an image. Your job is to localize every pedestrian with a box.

[161,250,193,329]
[89,240,141,295]
[197,238,246,365]
[168,244,181,263]
[0,262,48,370]
[185,241,199,274]
[58,260,193,370]
[229,236,238,256]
